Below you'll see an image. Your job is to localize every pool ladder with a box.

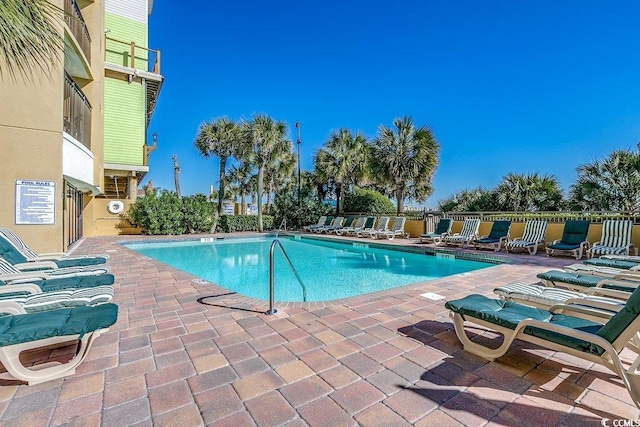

[266,239,307,315]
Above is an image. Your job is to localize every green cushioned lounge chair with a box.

[336,216,366,235]
[444,218,480,248]
[505,220,548,255]
[536,269,640,291]
[330,216,355,234]
[587,220,634,258]
[0,228,108,268]
[418,218,452,244]
[585,258,640,270]
[545,220,590,260]
[303,216,326,231]
[493,282,631,323]
[473,220,511,252]
[316,217,345,234]
[0,303,118,384]
[0,257,108,282]
[358,216,390,238]
[445,287,640,408]
[308,216,333,233]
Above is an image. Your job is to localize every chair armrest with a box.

[584,287,631,300]
[0,301,27,315]
[549,303,615,322]
[14,261,59,271]
[596,278,640,290]
[0,284,41,295]
[550,239,561,245]
[0,272,50,282]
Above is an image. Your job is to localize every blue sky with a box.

[144,1,640,208]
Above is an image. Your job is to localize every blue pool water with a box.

[124,236,493,302]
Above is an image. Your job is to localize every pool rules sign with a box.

[15,180,56,225]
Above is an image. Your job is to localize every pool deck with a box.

[1,232,638,426]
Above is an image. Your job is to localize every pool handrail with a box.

[267,239,307,314]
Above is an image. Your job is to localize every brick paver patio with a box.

[0,232,638,426]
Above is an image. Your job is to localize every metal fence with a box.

[64,0,91,62]
[63,72,92,148]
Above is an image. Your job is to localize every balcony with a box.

[104,36,163,127]
[63,72,92,149]
[64,0,91,63]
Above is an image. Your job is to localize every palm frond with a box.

[0,0,64,80]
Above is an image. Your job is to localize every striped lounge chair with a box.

[587,220,634,259]
[505,220,548,255]
[444,218,480,248]
[358,216,390,238]
[374,217,407,240]
[0,228,108,268]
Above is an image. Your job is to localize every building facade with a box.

[0,0,162,253]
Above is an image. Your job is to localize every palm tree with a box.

[227,164,253,215]
[369,116,439,214]
[313,129,368,213]
[438,187,497,212]
[264,150,295,213]
[194,117,240,216]
[494,172,564,211]
[242,114,289,232]
[0,0,64,80]
[568,149,640,211]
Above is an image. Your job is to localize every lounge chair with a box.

[302,216,326,231]
[335,217,366,236]
[587,220,634,258]
[334,216,355,232]
[0,228,108,268]
[358,216,390,238]
[0,256,109,280]
[342,216,376,236]
[536,269,640,291]
[374,217,407,240]
[418,218,452,244]
[545,220,590,260]
[443,218,480,248]
[0,285,114,313]
[473,220,511,252]
[505,220,548,255]
[493,281,629,312]
[0,303,118,384]
[445,287,640,408]
[315,216,344,233]
[308,216,333,233]
[584,258,640,271]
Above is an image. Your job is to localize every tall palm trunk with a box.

[217,156,227,216]
[257,166,265,232]
[335,183,342,214]
[395,188,405,215]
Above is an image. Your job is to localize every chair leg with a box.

[449,313,513,361]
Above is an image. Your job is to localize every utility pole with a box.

[295,122,301,206]
[172,154,181,198]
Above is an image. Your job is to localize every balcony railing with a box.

[64,0,91,62]
[105,36,161,74]
[63,72,92,148]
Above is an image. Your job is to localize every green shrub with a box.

[219,215,274,232]
[128,189,186,235]
[343,188,395,214]
[272,192,330,230]
[182,194,215,233]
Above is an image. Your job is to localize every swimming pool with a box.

[125,236,493,302]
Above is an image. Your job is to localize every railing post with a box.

[130,42,136,68]
[266,241,277,315]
